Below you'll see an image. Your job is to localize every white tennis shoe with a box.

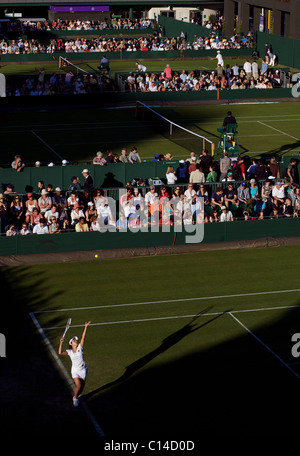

[73,397,79,407]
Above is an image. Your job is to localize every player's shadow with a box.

[263,141,300,161]
[85,307,228,399]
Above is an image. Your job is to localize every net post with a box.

[211,143,215,158]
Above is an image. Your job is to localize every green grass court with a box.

[1,101,300,167]
[3,246,300,437]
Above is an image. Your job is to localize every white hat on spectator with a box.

[62,159,68,166]
[82,169,89,174]
[41,189,48,195]
[55,187,61,192]
[35,161,41,166]
[48,162,55,167]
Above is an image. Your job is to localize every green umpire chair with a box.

[216,123,239,161]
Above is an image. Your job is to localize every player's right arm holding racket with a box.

[58,318,71,355]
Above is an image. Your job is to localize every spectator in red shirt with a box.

[164,64,172,79]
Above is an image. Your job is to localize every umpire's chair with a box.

[216,123,239,161]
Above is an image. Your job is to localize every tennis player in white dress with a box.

[59,321,91,406]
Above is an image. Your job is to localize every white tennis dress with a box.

[66,344,88,379]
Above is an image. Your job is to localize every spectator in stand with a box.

[272,181,289,211]
[75,216,89,232]
[38,189,52,215]
[6,224,17,236]
[206,165,218,183]
[82,168,94,193]
[11,154,25,172]
[119,148,129,163]
[48,216,61,234]
[69,176,82,192]
[166,166,178,185]
[25,193,39,224]
[224,182,239,216]
[287,158,299,184]
[10,195,23,229]
[164,64,172,79]
[52,187,67,209]
[254,160,268,181]
[30,207,42,228]
[189,163,205,184]
[19,222,32,235]
[199,149,213,176]
[211,186,225,212]
[267,157,280,179]
[44,204,60,224]
[219,151,232,181]
[93,151,107,166]
[33,218,49,234]
[129,146,142,164]
[70,203,85,226]
[220,205,233,222]
[237,182,250,213]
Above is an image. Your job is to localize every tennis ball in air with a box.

[95,254,98,259]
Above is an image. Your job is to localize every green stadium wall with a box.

[0,47,252,64]
[0,218,299,257]
[256,31,300,69]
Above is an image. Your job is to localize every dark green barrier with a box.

[0,86,293,112]
[256,31,300,69]
[0,46,253,64]
[0,217,299,257]
[158,15,214,41]
[0,162,179,194]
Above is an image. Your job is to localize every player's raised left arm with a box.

[80,321,91,348]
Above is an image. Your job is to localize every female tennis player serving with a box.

[59,321,91,407]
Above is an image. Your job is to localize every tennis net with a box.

[135,100,215,157]
[59,56,90,75]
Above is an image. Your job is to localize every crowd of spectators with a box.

[125,57,285,93]
[6,67,116,96]
[0,32,252,55]
[2,151,299,236]
[9,17,153,33]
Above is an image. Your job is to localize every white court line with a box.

[228,311,300,380]
[33,288,300,315]
[42,303,300,330]
[0,114,299,131]
[257,121,300,142]
[31,130,64,160]
[29,311,105,437]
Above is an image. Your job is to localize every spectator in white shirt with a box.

[220,206,233,222]
[33,218,49,234]
[243,60,252,79]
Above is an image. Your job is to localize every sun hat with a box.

[69,336,78,345]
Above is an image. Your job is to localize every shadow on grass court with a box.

[1,262,300,438]
[0,266,97,438]
[84,302,300,437]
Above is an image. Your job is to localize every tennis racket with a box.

[62,318,71,339]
